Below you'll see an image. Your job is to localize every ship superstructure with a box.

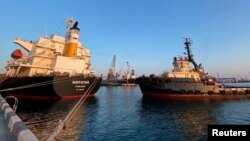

[165,38,216,86]
[6,18,92,77]
[0,18,101,100]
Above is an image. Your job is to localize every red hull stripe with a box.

[143,93,250,101]
[4,94,94,100]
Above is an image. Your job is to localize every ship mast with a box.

[184,38,199,71]
[183,38,207,80]
[66,18,74,33]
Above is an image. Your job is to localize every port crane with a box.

[120,61,135,80]
[117,62,124,79]
[107,54,116,82]
[105,55,136,86]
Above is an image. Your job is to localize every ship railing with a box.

[14,37,32,43]
[36,43,56,50]
[219,87,250,94]
[7,58,29,65]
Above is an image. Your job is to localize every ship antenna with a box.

[66,18,74,32]
[183,37,199,71]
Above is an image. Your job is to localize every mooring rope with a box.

[0,76,75,92]
[0,76,100,141]
[46,77,99,141]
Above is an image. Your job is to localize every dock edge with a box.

[0,95,39,141]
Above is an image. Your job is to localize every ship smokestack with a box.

[63,21,80,57]
[71,21,80,31]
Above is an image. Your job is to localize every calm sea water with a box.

[16,84,250,141]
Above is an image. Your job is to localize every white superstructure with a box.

[166,57,201,81]
[5,18,92,77]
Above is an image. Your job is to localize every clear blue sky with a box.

[1,0,250,79]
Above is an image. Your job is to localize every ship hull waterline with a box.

[139,85,250,101]
[0,76,102,100]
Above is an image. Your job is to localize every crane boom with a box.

[107,54,116,81]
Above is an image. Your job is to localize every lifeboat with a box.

[11,49,23,59]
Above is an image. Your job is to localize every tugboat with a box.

[136,38,250,100]
[0,18,102,100]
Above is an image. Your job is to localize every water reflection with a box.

[17,97,98,141]
[13,86,250,141]
[79,86,142,141]
[138,98,224,141]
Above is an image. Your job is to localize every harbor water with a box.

[15,84,250,141]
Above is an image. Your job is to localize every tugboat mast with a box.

[184,38,199,71]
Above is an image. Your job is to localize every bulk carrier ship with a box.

[136,38,250,100]
[0,18,101,100]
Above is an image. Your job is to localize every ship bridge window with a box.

[181,62,184,68]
